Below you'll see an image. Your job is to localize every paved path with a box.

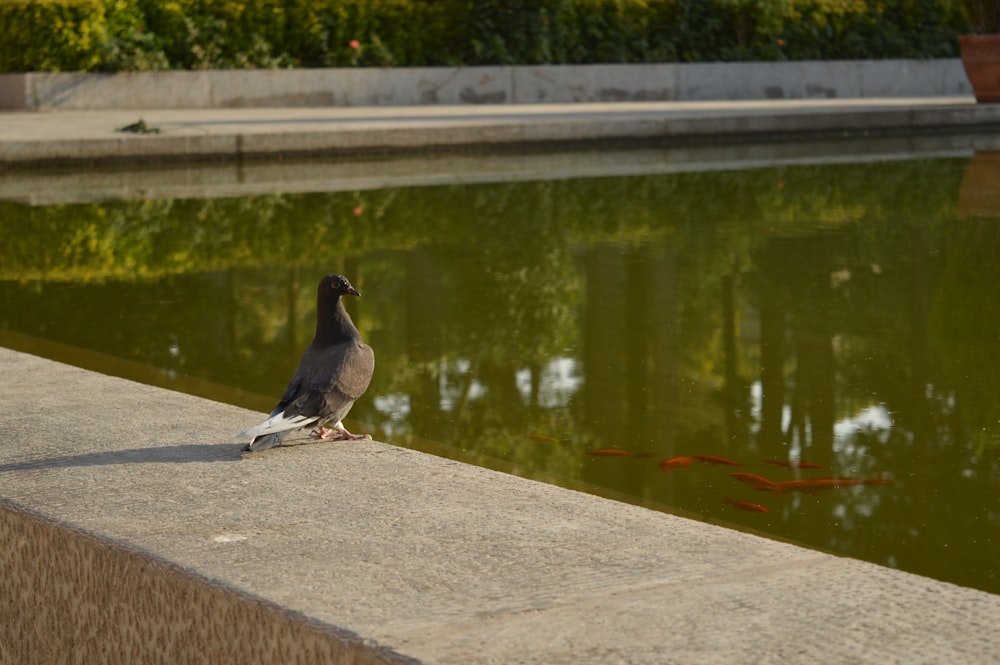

[2,347,1000,664]
[3,97,1000,166]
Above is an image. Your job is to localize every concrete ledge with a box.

[1,504,406,665]
[4,99,1000,168]
[5,130,1000,206]
[2,346,1000,664]
[0,60,973,111]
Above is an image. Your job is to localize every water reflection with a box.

[2,154,998,594]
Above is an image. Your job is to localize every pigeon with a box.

[239,274,375,452]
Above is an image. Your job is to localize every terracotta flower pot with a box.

[959,34,1000,103]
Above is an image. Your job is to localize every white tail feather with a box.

[238,413,319,439]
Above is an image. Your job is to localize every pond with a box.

[2,141,999,595]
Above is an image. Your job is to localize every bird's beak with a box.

[346,286,361,297]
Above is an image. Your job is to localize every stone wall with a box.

[0,60,973,111]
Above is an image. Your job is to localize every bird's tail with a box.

[246,431,287,452]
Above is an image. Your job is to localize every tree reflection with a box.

[2,155,999,593]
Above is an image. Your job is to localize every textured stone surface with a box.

[3,98,1000,168]
[0,505,409,665]
[0,61,973,111]
[2,347,1000,664]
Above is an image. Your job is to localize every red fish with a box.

[765,478,853,494]
[769,477,892,494]
[659,456,694,471]
[730,472,777,490]
[763,459,824,469]
[520,434,559,443]
[692,455,742,466]
[723,497,770,513]
[586,448,631,456]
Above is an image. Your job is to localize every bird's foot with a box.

[313,426,372,441]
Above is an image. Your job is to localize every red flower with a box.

[349,39,361,50]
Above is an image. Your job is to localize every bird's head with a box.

[319,274,361,299]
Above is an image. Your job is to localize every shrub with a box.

[0,0,969,73]
[0,0,107,71]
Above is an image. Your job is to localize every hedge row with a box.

[0,0,970,72]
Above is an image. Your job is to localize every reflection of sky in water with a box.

[834,405,893,441]
[373,393,410,438]
[433,357,582,413]
[516,357,582,408]
[834,404,894,470]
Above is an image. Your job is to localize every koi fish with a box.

[860,476,894,487]
[520,434,559,443]
[659,456,694,471]
[763,459,824,469]
[758,478,848,494]
[730,472,777,490]
[692,455,742,466]
[586,448,631,456]
[723,497,770,513]
[768,477,893,494]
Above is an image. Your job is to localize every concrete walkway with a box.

[3,97,1000,167]
[2,347,999,664]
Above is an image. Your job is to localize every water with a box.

[2,143,999,594]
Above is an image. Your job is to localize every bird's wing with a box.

[241,341,373,439]
[238,386,330,438]
[237,373,323,439]
[238,411,318,439]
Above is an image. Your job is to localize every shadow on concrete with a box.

[0,442,245,472]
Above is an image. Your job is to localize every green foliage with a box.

[0,0,970,72]
[779,0,967,60]
[0,0,107,71]
[959,0,1000,33]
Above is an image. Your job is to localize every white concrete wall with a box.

[0,60,973,111]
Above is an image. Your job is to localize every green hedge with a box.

[0,0,107,71]
[0,0,969,72]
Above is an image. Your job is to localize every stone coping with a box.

[2,346,999,664]
[4,98,1000,168]
[4,128,1000,206]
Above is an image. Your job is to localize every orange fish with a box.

[763,459,824,469]
[520,434,559,443]
[692,455,742,466]
[769,477,892,494]
[723,497,770,513]
[766,478,853,494]
[586,448,631,456]
[730,472,777,490]
[659,456,694,471]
